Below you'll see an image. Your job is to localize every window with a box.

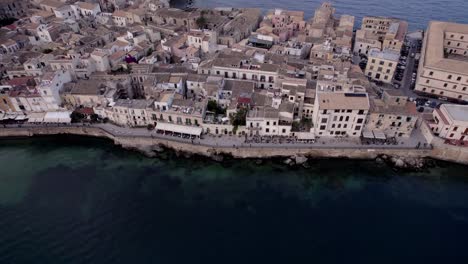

[357,118,364,124]
[453,127,458,131]
[448,75,452,80]
[388,63,393,67]
[358,110,365,115]
[320,125,326,130]
[429,71,434,76]
[379,61,384,65]
[426,80,430,84]
[457,77,462,81]
[355,126,361,131]
[321,118,328,123]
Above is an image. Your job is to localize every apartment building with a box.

[414,21,468,102]
[366,90,418,138]
[365,49,399,83]
[354,16,407,55]
[0,0,30,19]
[246,106,291,136]
[37,70,72,110]
[199,53,280,89]
[108,99,154,127]
[431,104,468,142]
[313,92,369,137]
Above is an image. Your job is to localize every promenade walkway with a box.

[1,122,431,151]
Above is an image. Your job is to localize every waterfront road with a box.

[1,123,431,151]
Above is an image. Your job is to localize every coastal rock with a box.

[284,158,294,165]
[210,153,224,162]
[294,155,308,165]
[152,145,164,152]
[394,158,405,168]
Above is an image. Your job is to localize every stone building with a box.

[430,103,468,142]
[313,92,369,137]
[366,90,418,138]
[414,21,468,102]
[365,49,399,84]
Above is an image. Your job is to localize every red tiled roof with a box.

[4,77,35,88]
[75,107,94,115]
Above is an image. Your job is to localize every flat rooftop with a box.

[442,104,468,122]
[422,21,468,75]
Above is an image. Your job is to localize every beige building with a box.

[414,21,468,102]
[108,99,154,127]
[313,92,369,137]
[430,104,468,142]
[246,106,292,136]
[366,90,418,138]
[365,49,399,83]
[354,16,407,55]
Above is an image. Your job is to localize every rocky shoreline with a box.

[0,126,465,169]
[128,141,434,171]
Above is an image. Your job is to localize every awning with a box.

[15,114,27,120]
[3,113,17,120]
[43,111,72,123]
[362,131,375,139]
[373,131,386,140]
[156,122,202,136]
[297,132,316,140]
[27,112,46,123]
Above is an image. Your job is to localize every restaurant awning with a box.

[156,122,202,136]
[373,131,386,140]
[15,114,27,120]
[362,131,375,139]
[27,112,46,123]
[297,132,316,140]
[43,111,72,123]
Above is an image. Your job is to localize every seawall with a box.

[0,126,466,165]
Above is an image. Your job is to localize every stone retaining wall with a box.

[0,126,467,165]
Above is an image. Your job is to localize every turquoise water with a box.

[1,136,468,263]
[177,0,468,30]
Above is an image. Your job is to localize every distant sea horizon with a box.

[171,0,468,31]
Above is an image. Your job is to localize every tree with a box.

[231,108,247,127]
[196,16,207,29]
[207,100,226,115]
[70,111,85,123]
